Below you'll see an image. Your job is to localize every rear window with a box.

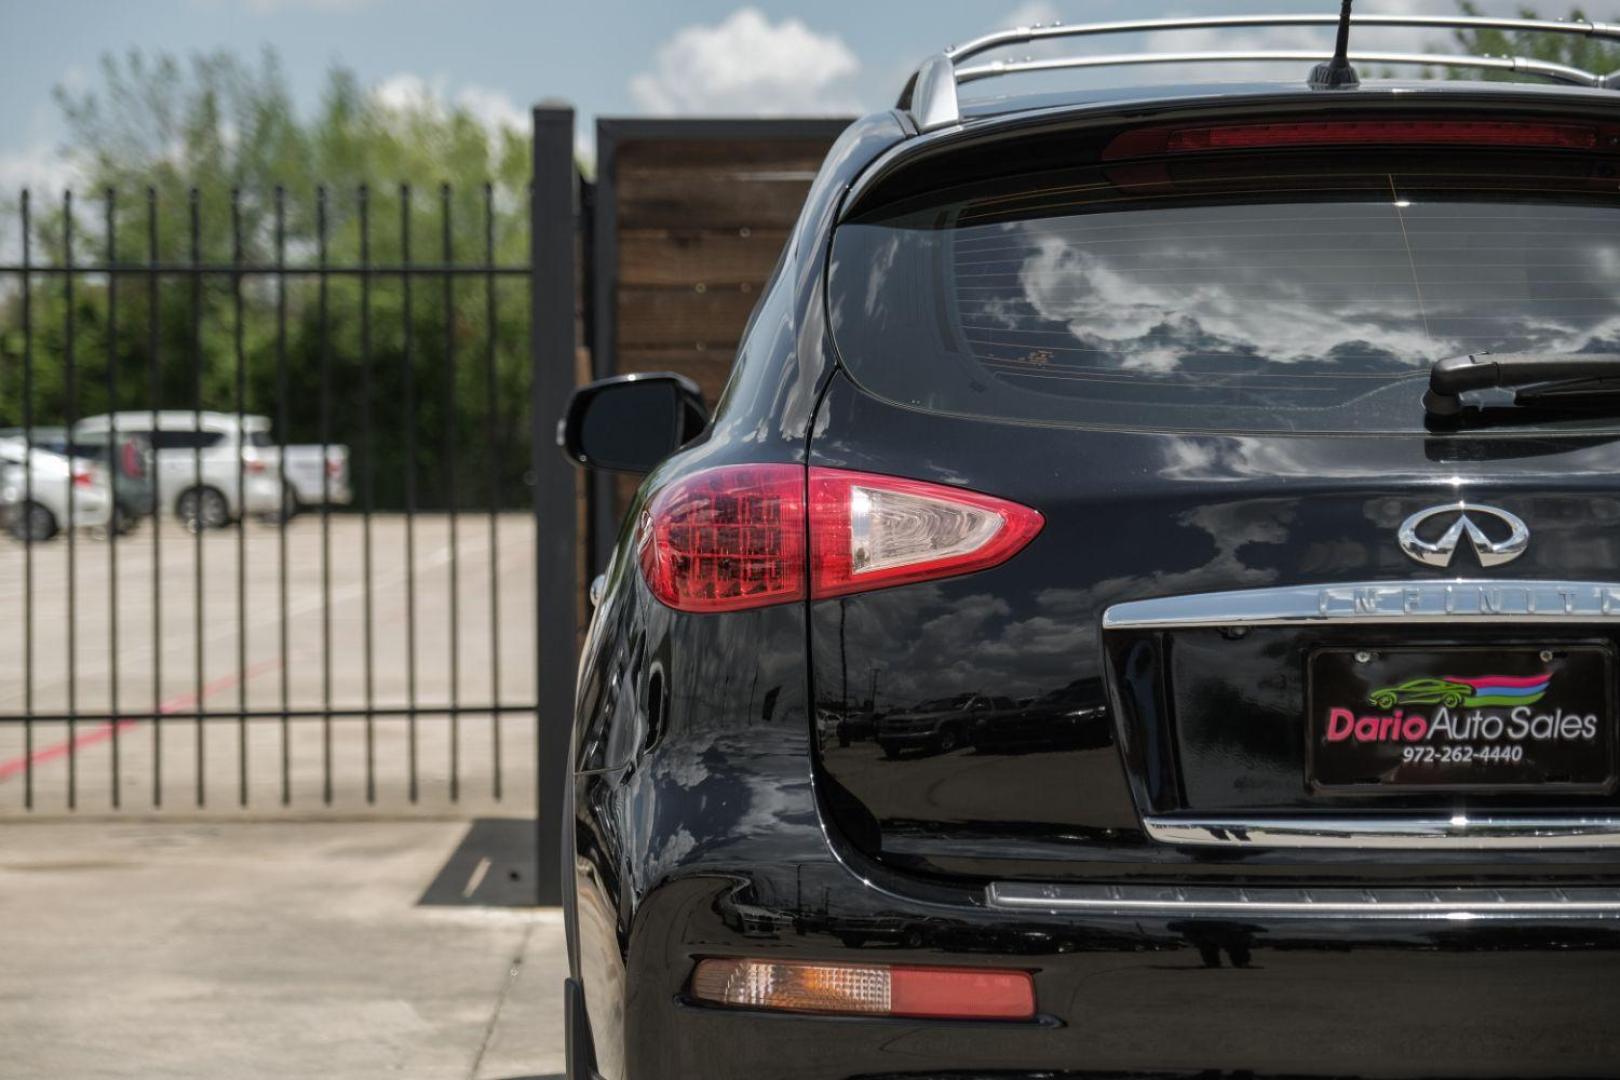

[151,430,225,451]
[829,148,1620,434]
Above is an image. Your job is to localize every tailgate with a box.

[810,109,1620,884]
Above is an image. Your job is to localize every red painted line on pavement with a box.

[0,656,283,783]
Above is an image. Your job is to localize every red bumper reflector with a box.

[1105,119,1609,159]
[690,958,1036,1020]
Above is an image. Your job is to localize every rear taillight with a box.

[325,458,342,477]
[244,458,267,475]
[638,464,806,613]
[637,464,1042,613]
[1104,118,1614,159]
[690,958,1035,1020]
[808,468,1043,600]
[71,467,94,489]
[120,440,141,479]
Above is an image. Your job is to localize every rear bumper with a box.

[240,474,282,514]
[67,490,113,528]
[609,869,1620,1079]
[288,480,353,507]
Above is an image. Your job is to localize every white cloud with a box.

[371,73,527,139]
[629,8,861,115]
[1002,1,1061,29]
[0,145,86,265]
[455,85,528,136]
[0,143,82,199]
[373,72,438,113]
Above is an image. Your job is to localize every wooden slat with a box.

[617,171,813,229]
[617,347,737,404]
[616,286,758,350]
[619,228,790,288]
[615,137,837,170]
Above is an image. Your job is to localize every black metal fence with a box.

[0,109,578,859]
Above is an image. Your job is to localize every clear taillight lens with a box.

[690,958,1035,1019]
[637,464,1042,613]
[808,468,1043,600]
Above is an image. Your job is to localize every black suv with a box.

[560,12,1620,1078]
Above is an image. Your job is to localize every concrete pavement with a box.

[0,820,566,1079]
[0,514,540,816]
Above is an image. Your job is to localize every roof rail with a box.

[899,13,1620,131]
[958,51,1604,91]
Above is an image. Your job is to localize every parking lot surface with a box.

[0,513,539,815]
[0,819,565,1079]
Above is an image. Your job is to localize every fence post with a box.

[531,106,578,906]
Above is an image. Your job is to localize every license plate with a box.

[1307,646,1616,793]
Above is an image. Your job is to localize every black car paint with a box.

[566,87,1620,1078]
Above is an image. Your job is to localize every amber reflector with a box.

[690,958,1035,1020]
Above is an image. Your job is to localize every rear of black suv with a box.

[565,75,1620,1080]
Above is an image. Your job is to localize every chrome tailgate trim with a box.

[1103,579,1620,629]
[988,880,1620,917]
[1144,814,1620,850]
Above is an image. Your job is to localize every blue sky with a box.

[0,0,1577,189]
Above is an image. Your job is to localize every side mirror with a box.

[558,372,709,473]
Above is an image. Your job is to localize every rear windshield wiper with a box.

[1424,352,1620,417]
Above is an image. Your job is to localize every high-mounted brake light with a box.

[1104,119,1613,160]
[637,464,1043,613]
[690,958,1036,1020]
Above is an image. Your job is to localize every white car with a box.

[75,412,283,529]
[258,442,352,519]
[0,438,114,541]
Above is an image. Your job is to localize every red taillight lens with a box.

[1105,119,1610,159]
[690,958,1035,1020]
[325,458,342,477]
[71,468,93,489]
[637,464,1043,613]
[244,458,267,475]
[638,464,807,613]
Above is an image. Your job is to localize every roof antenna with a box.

[1309,0,1361,89]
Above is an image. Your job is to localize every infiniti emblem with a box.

[1397,502,1529,568]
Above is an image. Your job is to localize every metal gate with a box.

[0,111,578,857]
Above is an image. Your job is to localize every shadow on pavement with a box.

[418,817,539,907]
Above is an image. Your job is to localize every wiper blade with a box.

[1424,352,1620,416]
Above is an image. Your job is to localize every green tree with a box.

[1,50,537,511]
[1449,3,1620,80]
